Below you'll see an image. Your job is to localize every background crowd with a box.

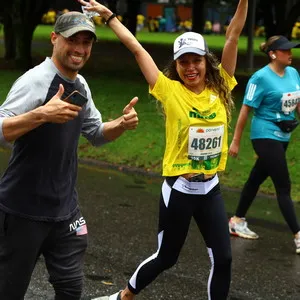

[40,7,300,38]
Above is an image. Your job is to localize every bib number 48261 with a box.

[191,136,222,150]
[188,125,224,161]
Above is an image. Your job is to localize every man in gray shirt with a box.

[0,11,138,300]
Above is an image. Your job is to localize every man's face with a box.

[51,31,94,79]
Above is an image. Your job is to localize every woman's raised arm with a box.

[78,0,159,89]
[221,0,248,77]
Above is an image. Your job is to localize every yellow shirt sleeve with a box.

[219,64,237,91]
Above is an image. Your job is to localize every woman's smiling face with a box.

[175,53,207,93]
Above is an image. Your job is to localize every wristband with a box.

[105,13,116,25]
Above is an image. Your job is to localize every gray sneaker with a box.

[92,291,121,300]
[229,217,259,239]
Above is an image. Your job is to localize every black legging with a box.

[235,138,300,234]
[128,180,232,300]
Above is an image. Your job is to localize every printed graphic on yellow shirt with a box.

[189,107,216,119]
[150,68,237,177]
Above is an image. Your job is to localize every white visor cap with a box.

[173,32,208,60]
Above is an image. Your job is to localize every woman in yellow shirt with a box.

[79,1,248,299]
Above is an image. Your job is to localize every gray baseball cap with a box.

[54,11,97,39]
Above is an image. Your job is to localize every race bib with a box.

[188,125,224,161]
[281,91,300,114]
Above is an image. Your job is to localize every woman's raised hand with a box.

[77,0,109,15]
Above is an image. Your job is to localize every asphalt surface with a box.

[0,148,299,299]
[14,159,299,300]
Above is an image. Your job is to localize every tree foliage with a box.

[122,0,140,36]
[1,0,298,71]
[255,0,298,39]
[1,0,53,70]
[0,0,83,70]
[0,0,140,70]
[192,0,206,33]
[285,1,300,39]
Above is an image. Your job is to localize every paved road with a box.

[18,161,300,300]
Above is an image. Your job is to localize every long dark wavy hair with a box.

[162,52,234,123]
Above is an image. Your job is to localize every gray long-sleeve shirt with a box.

[0,58,107,221]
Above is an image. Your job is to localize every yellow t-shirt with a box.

[137,14,145,25]
[150,66,237,177]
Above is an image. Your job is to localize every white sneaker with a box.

[294,234,300,254]
[229,217,259,239]
[92,291,122,300]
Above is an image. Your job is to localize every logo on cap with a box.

[178,37,199,48]
[173,32,208,60]
[54,12,96,39]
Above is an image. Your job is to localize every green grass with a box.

[0,71,23,99]
[30,24,300,56]
[2,71,298,200]
[0,26,300,201]
[1,23,299,54]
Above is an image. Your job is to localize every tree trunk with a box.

[3,14,16,60]
[192,0,206,34]
[108,0,118,14]
[260,0,287,39]
[285,1,300,39]
[2,2,16,60]
[260,0,276,38]
[14,23,36,69]
[125,0,140,36]
[273,0,287,36]
[2,0,52,70]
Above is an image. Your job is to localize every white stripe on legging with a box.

[129,180,170,289]
[162,179,171,207]
[207,247,214,300]
[129,230,164,289]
